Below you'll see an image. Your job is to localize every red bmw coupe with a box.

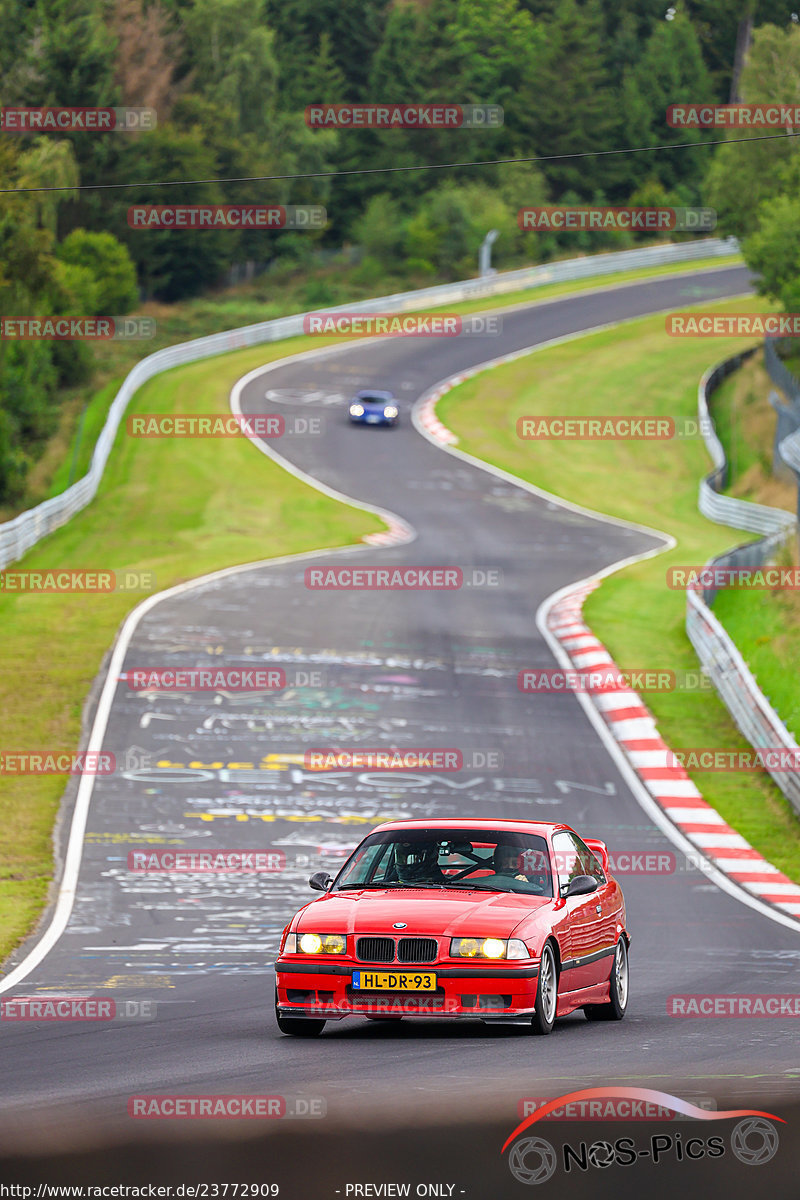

[274,818,629,1036]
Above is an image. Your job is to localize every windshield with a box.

[358,394,391,405]
[334,828,553,896]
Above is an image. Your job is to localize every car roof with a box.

[370,817,572,837]
[355,389,394,401]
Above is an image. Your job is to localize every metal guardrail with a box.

[697,351,796,537]
[0,237,740,570]
[780,427,800,474]
[687,588,800,814]
[688,350,800,816]
[764,336,800,407]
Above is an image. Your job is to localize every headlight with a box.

[350,404,364,416]
[284,932,347,955]
[449,937,530,960]
[383,406,398,418]
[451,937,504,959]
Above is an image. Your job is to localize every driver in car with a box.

[493,844,530,882]
[394,841,446,885]
[492,844,550,893]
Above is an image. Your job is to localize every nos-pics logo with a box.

[502,1087,782,1185]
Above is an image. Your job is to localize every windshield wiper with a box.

[337,881,452,890]
[337,882,405,889]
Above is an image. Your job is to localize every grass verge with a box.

[0,336,382,965]
[0,249,742,522]
[437,297,800,883]
[707,350,800,742]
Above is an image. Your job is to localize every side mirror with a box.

[562,874,599,899]
[309,871,333,892]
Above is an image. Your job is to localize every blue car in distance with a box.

[349,389,399,426]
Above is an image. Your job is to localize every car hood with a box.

[294,888,551,938]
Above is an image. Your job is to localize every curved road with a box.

[3,264,800,1143]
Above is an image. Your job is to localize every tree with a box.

[744,189,800,310]
[110,0,182,116]
[514,0,619,198]
[57,229,138,312]
[621,11,714,196]
[15,138,79,235]
[684,0,798,99]
[265,0,390,107]
[182,0,278,138]
[352,193,405,267]
[704,22,800,239]
[107,125,230,300]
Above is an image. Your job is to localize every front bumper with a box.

[350,413,397,425]
[275,959,540,1022]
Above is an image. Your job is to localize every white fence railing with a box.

[697,354,797,537]
[0,238,740,570]
[688,351,800,816]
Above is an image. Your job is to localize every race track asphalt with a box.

[4,264,799,1153]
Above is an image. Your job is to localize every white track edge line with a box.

[0,339,419,994]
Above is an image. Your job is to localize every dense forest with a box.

[1,0,799,502]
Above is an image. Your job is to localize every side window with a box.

[552,832,605,893]
[573,836,606,885]
[368,843,396,882]
[551,832,582,894]
[339,841,390,885]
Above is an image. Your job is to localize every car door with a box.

[576,835,624,960]
[551,832,610,992]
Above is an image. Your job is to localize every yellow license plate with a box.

[352,970,436,991]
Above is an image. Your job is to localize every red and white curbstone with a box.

[416,389,460,446]
[362,514,414,547]
[548,582,800,922]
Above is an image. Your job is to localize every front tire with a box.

[584,937,628,1022]
[275,988,326,1037]
[530,942,558,1035]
